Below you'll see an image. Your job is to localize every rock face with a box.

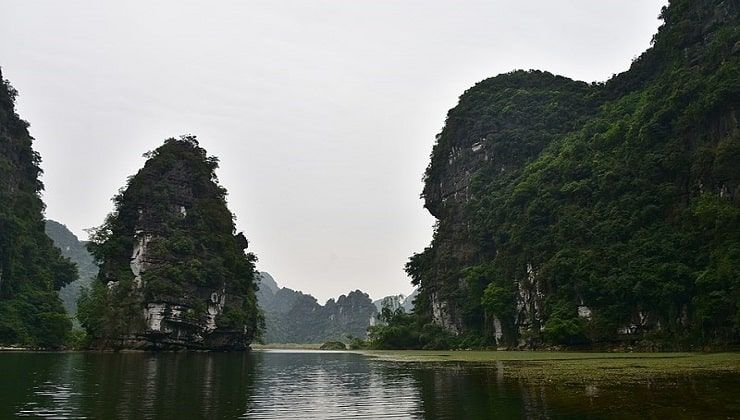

[408,0,740,348]
[0,70,76,348]
[408,71,597,344]
[256,272,378,343]
[79,136,261,350]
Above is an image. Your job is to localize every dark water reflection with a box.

[0,350,737,419]
[407,361,740,419]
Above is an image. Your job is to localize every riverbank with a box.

[0,346,34,352]
[357,350,740,384]
[1,343,321,352]
[251,343,323,350]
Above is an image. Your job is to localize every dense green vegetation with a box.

[77,136,262,349]
[0,70,77,348]
[389,0,739,350]
[362,306,454,350]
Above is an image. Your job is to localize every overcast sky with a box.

[1,0,667,302]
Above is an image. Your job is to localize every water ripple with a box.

[17,381,85,419]
[2,350,738,419]
[242,351,423,419]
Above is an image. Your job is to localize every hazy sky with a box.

[1,0,667,302]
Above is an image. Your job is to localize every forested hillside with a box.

[0,70,76,348]
[400,0,739,349]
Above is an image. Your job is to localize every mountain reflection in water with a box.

[0,350,737,419]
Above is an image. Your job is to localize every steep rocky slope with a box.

[78,136,261,350]
[408,0,739,348]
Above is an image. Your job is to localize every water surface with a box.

[0,350,737,419]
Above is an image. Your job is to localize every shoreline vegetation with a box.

[251,343,323,350]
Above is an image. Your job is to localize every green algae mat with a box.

[359,350,740,384]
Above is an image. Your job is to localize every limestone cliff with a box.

[408,0,739,348]
[410,71,598,343]
[79,136,261,350]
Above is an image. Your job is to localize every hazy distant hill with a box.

[373,289,417,313]
[257,272,378,343]
[45,220,98,318]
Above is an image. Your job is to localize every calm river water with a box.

[1,350,738,419]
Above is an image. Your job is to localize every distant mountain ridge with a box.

[44,220,97,318]
[257,272,380,343]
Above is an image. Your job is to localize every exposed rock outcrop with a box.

[408,70,597,346]
[79,136,261,350]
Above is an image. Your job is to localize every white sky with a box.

[0,0,667,303]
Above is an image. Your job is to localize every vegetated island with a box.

[76,136,262,350]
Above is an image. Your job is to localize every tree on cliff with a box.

[78,136,262,349]
[0,70,77,348]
